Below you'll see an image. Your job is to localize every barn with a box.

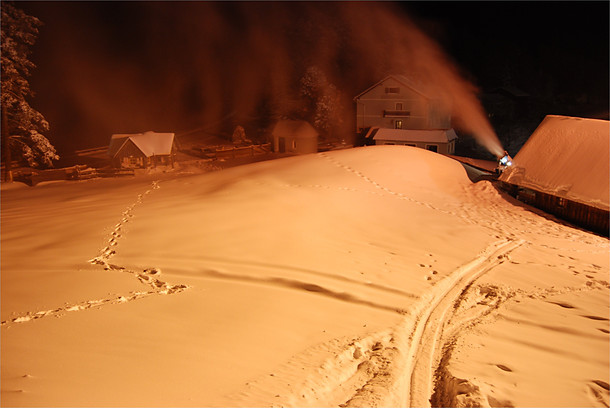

[499,115,609,235]
[354,75,452,134]
[271,120,318,154]
[364,128,457,154]
[108,131,176,169]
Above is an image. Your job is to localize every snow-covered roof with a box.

[370,128,457,143]
[108,131,175,158]
[272,120,318,139]
[499,115,609,211]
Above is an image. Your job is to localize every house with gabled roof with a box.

[354,75,452,135]
[108,131,176,169]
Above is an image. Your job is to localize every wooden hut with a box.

[499,115,609,235]
[271,120,318,154]
[108,131,176,169]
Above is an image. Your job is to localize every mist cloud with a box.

[32,2,503,156]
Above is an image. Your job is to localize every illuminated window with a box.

[385,87,400,94]
[557,197,566,207]
[395,120,403,129]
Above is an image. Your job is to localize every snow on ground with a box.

[1,146,608,407]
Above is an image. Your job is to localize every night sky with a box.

[14,1,610,158]
[404,2,609,104]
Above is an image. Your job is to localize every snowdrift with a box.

[2,146,608,407]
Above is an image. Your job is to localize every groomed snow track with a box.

[402,238,525,407]
[326,238,526,408]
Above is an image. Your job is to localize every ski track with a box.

[1,180,189,328]
[238,239,526,408]
[403,238,525,407]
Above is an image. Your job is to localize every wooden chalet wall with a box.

[501,182,609,236]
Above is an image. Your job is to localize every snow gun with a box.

[495,151,513,174]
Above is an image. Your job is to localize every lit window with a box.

[395,120,403,129]
[558,197,566,207]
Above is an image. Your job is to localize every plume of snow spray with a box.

[41,2,504,156]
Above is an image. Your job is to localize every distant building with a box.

[499,115,609,235]
[364,128,457,154]
[271,120,318,154]
[354,75,452,134]
[108,131,176,169]
[481,85,531,123]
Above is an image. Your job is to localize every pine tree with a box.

[299,66,344,140]
[1,2,58,178]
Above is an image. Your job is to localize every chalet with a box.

[499,115,609,235]
[271,120,318,154]
[108,131,176,169]
[364,128,457,154]
[354,75,452,134]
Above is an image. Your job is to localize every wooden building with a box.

[499,115,609,235]
[364,128,457,154]
[354,75,452,134]
[271,120,318,154]
[108,131,176,169]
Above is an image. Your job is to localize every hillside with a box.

[2,146,608,407]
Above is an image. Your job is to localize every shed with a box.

[365,128,457,154]
[499,115,609,234]
[354,75,452,134]
[271,120,318,154]
[108,131,176,169]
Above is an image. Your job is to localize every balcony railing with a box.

[383,110,410,117]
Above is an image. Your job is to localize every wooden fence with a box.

[11,165,134,186]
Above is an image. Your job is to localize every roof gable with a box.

[109,131,175,158]
[108,135,129,157]
[354,75,432,101]
[500,115,609,210]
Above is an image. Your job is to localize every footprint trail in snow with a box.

[2,180,189,327]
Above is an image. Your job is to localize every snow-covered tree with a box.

[299,66,344,140]
[1,2,58,175]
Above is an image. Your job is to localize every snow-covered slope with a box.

[2,146,608,407]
